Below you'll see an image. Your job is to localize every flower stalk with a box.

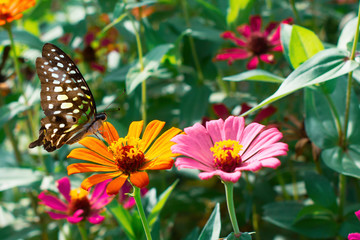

[133,185,152,240]
[223,181,241,237]
[77,222,88,240]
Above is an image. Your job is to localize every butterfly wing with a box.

[29,43,97,151]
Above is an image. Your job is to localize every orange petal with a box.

[129,171,149,188]
[81,172,122,190]
[99,122,119,145]
[78,137,114,160]
[67,148,115,166]
[106,175,128,195]
[127,121,144,139]
[145,127,182,159]
[67,163,118,175]
[140,158,174,171]
[141,120,165,152]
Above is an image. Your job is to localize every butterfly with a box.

[29,43,107,152]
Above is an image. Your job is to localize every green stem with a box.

[77,222,88,240]
[180,0,204,85]
[127,10,146,125]
[133,186,152,240]
[275,169,290,200]
[338,174,346,222]
[289,0,300,24]
[343,2,360,148]
[4,23,23,92]
[223,181,241,237]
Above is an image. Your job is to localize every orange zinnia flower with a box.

[67,120,182,195]
[0,0,36,26]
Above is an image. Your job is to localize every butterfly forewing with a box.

[30,43,101,151]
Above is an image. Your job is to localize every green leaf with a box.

[304,172,337,210]
[198,203,221,240]
[226,0,252,26]
[223,232,253,240]
[126,44,173,94]
[292,216,338,238]
[180,85,211,127]
[280,24,292,66]
[0,29,43,50]
[289,25,324,69]
[241,48,359,117]
[148,180,179,228]
[107,201,136,240]
[0,101,29,129]
[337,17,357,50]
[263,201,304,231]
[322,146,360,178]
[224,69,284,83]
[0,168,43,191]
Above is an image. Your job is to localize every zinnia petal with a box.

[67,209,84,224]
[175,157,216,172]
[140,157,174,170]
[67,163,118,175]
[130,171,149,188]
[127,120,144,139]
[237,24,251,38]
[246,56,259,69]
[221,31,246,46]
[67,148,114,166]
[260,53,275,64]
[250,15,262,32]
[348,233,360,240]
[81,172,122,190]
[99,122,120,145]
[38,192,68,212]
[141,120,165,152]
[87,213,105,224]
[46,211,68,220]
[107,175,128,195]
[78,137,114,160]
[56,177,71,202]
[223,116,245,141]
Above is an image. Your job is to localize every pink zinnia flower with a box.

[348,210,360,240]
[215,15,293,69]
[171,116,288,182]
[38,177,113,224]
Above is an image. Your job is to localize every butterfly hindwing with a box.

[29,43,103,152]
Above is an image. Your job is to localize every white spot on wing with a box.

[59,123,65,128]
[52,73,59,78]
[61,102,73,109]
[54,86,63,92]
[45,123,51,129]
[57,94,69,101]
[49,104,54,109]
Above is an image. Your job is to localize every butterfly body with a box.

[29,43,106,152]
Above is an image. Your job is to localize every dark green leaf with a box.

[0,29,43,50]
[304,172,337,210]
[107,201,136,240]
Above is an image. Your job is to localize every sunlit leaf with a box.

[0,168,43,191]
[224,69,284,83]
[198,203,221,240]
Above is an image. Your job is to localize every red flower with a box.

[215,15,292,69]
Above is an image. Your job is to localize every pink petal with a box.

[250,15,262,32]
[348,233,360,240]
[88,213,105,224]
[171,123,214,165]
[221,31,246,46]
[215,48,252,65]
[199,170,241,182]
[260,54,275,64]
[56,177,71,202]
[238,122,265,151]
[258,158,281,168]
[246,56,259,69]
[46,211,68,220]
[38,192,68,212]
[236,161,263,172]
[175,157,215,172]
[355,210,360,220]
[241,128,284,160]
[67,209,84,224]
[269,18,292,42]
[237,25,251,38]
[270,45,283,52]
[223,116,245,141]
[123,198,136,209]
[206,118,225,143]
[90,179,111,206]
[264,22,278,37]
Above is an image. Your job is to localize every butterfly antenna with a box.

[103,89,126,113]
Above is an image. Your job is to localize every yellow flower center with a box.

[108,136,146,174]
[210,140,243,172]
[68,188,91,217]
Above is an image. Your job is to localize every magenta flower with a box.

[215,15,292,69]
[118,181,148,209]
[171,116,288,182]
[349,210,360,240]
[38,177,113,224]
